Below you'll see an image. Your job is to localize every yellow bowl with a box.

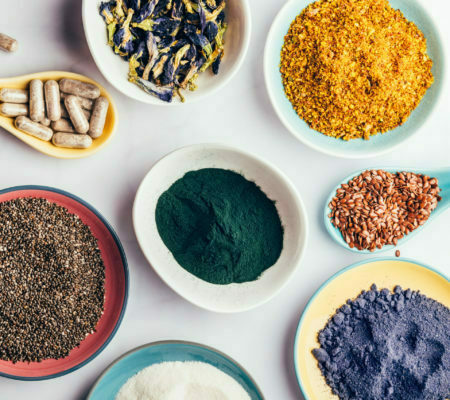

[294,258,450,400]
[0,71,117,159]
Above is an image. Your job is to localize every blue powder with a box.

[313,284,450,400]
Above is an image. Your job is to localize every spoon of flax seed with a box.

[323,168,450,253]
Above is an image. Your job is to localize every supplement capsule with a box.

[29,79,45,122]
[0,102,28,117]
[40,117,51,127]
[0,88,28,103]
[60,92,94,110]
[64,95,89,134]
[89,96,109,138]
[15,116,53,141]
[52,132,92,149]
[0,33,18,52]
[59,79,100,99]
[60,103,90,120]
[44,80,61,121]
[51,118,75,133]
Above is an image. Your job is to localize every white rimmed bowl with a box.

[133,144,308,313]
[264,0,445,158]
[82,0,251,105]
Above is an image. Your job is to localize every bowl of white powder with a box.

[87,340,264,400]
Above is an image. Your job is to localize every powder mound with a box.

[155,168,284,285]
[313,284,450,400]
[116,361,251,400]
[280,0,434,140]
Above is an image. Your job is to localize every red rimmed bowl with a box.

[0,186,128,380]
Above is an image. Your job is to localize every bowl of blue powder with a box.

[294,258,449,400]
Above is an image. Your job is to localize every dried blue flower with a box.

[152,54,169,79]
[198,5,207,33]
[204,21,218,42]
[133,77,174,102]
[161,43,190,84]
[99,1,116,24]
[113,8,135,55]
[211,51,222,74]
[142,32,159,80]
[99,0,227,101]
[153,17,180,36]
[113,0,128,20]
[127,0,142,12]
[134,0,159,22]
[185,43,197,61]
[154,0,172,16]
[171,0,184,20]
[186,31,212,57]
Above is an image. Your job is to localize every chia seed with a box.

[0,197,105,363]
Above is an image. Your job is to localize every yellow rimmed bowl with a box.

[294,257,449,399]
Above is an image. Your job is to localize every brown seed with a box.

[395,250,400,257]
[329,170,441,251]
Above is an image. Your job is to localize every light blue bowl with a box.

[324,166,450,253]
[87,341,264,399]
[264,0,445,159]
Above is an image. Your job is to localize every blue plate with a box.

[87,341,264,399]
[264,0,445,159]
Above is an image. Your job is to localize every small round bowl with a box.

[87,340,264,399]
[82,0,251,105]
[0,186,128,380]
[133,144,308,313]
[264,0,445,159]
[293,258,449,400]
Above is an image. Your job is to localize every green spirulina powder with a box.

[155,168,284,285]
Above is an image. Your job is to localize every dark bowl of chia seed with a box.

[0,185,128,380]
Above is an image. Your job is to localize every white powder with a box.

[116,361,251,400]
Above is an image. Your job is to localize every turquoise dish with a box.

[264,0,445,159]
[87,341,264,399]
[323,167,450,253]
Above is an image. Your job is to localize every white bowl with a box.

[82,0,251,105]
[133,144,309,313]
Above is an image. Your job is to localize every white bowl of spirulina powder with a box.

[87,341,264,400]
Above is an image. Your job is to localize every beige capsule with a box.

[60,102,90,120]
[0,102,28,117]
[15,116,53,141]
[52,132,92,149]
[51,118,75,133]
[40,117,51,127]
[60,92,94,110]
[89,96,109,138]
[44,80,61,121]
[29,79,45,122]
[64,95,89,134]
[0,88,28,103]
[59,79,100,99]
[0,33,17,52]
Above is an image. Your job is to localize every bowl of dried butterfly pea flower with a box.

[264,0,445,158]
[82,0,251,104]
[0,186,128,380]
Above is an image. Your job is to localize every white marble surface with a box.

[0,0,449,399]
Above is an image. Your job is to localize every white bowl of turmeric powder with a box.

[264,0,445,159]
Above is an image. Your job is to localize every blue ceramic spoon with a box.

[324,167,450,253]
